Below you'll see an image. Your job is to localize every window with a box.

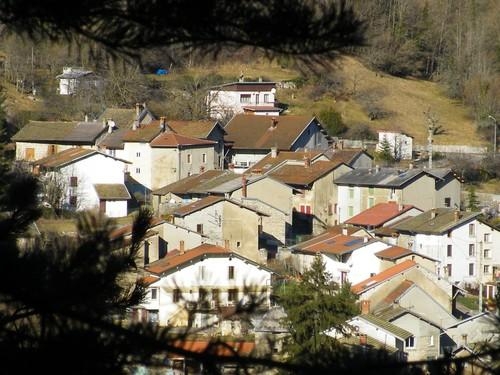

[368,187,374,195]
[212,289,219,301]
[48,144,57,155]
[349,187,354,199]
[202,153,207,163]
[228,266,235,280]
[228,288,238,303]
[469,244,475,257]
[196,224,203,234]
[69,176,78,187]
[469,223,475,237]
[199,288,207,301]
[151,288,158,300]
[299,204,311,215]
[136,152,141,157]
[368,197,375,208]
[444,197,451,207]
[447,264,452,277]
[484,233,492,243]
[25,148,35,160]
[187,154,192,164]
[484,265,491,274]
[484,249,491,259]
[264,93,270,103]
[236,241,241,248]
[173,289,181,303]
[240,94,251,103]
[135,167,141,174]
[69,195,77,207]
[405,337,415,348]
[429,335,434,347]
[469,263,474,276]
[348,206,354,217]
[447,245,452,257]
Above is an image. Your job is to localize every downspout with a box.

[177,145,181,180]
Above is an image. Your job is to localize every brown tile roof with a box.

[93,184,131,200]
[246,150,324,174]
[150,132,215,147]
[345,202,419,228]
[139,275,160,286]
[145,243,232,275]
[325,148,373,165]
[374,246,413,260]
[162,120,222,138]
[224,114,318,150]
[293,230,374,256]
[351,260,417,295]
[34,147,96,168]
[122,124,162,142]
[380,280,415,306]
[269,160,341,186]
[173,196,225,217]
[152,170,229,195]
[12,121,105,144]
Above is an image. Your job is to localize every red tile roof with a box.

[145,244,232,275]
[150,132,216,147]
[381,280,414,305]
[294,232,374,255]
[345,202,418,228]
[351,260,417,295]
[168,339,255,358]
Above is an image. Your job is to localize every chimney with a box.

[132,119,138,131]
[102,118,107,128]
[159,116,166,132]
[361,300,371,315]
[84,114,88,122]
[363,236,369,243]
[179,240,185,254]
[107,119,115,134]
[398,202,404,211]
[454,209,460,221]
[430,208,437,219]
[271,117,278,128]
[359,333,368,346]
[342,226,348,236]
[304,155,311,168]
[375,165,380,173]
[271,146,278,158]
[224,239,230,249]
[408,163,414,169]
[241,175,247,198]
[135,102,142,116]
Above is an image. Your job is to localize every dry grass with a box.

[36,214,135,234]
[173,55,485,147]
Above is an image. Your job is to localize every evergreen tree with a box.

[466,185,480,212]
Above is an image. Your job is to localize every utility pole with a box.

[424,108,438,169]
[488,115,497,157]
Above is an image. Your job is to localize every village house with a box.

[136,243,275,329]
[334,166,462,223]
[290,227,392,285]
[56,66,102,96]
[224,114,332,173]
[206,79,282,120]
[12,120,106,162]
[391,208,500,293]
[171,196,268,262]
[33,148,131,217]
[376,130,414,160]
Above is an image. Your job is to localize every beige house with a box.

[335,166,462,223]
[12,120,106,162]
[172,196,268,262]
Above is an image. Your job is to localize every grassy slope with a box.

[165,55,485,147]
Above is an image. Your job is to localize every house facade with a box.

[33,148,130,217]
[376,131,413,160]
[137,244,275,328]
[56,67,102,96]
[206,80,280,120]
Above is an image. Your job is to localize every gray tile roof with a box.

[359,313,413,340]
[93,184,131,200]
[12,121,105,144]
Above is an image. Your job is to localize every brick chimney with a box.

[241,175,247,198]
[360,300,371,315]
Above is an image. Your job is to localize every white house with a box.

[392,208,500,288]
[290,228,392,285]
[33,148,131,217]
[56,67,102,96]
[137,243,275,328]
[206,80,282,120]
[376,130,413,160]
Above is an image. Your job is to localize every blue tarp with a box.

[156,69,168,75]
